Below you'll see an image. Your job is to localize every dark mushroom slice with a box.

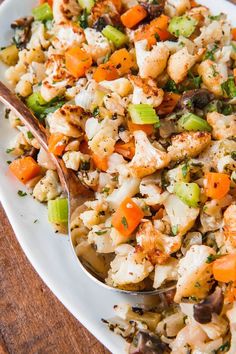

[11,16,34,49]
[140,2,164,21]
[193,287,224,324]
[178,89,214,111]
[93,15,113,31]
[129,330,170,354]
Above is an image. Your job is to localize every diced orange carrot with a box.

[65,47,92,78]
[127,121,154,136]
[92,154,108,171]
[135,14,171,46]
[205,172,231,200]
[40,0,53,6]
[114,140,135,160]
[109,48,134,75]
[121,5,147,29]
[111,0,122,12]
[48,133,68,156]
[232,28,236,41]
[112,197,144,236]
[93,62,119,83]
[157,92,181,115]
[225,282,236,303]
[190,0,198,7]
[9,157,41,184]
[213,254,236,283]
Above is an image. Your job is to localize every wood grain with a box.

[0,205,110,354]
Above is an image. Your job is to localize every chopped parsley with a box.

[206,254,223,263]
[121,216,128,229]
[27,131,34,139]
[6,148,14,154]
[17,190,27,197]
[216,341,230,352]
[188,70,202,89]
[33,219,39,224]
[102,187,110,194]
[171,225,179,236]
[204,45,218,61]
[5,108,10,119]
[182,161,189,178]
[164,79,180,93]
[95,230,108,235]
[209,14,222,21]
[79,9,88,29]
[194,281,201,288]
[231,151,236,161]
[93,106,100,117]
[6,160,12,165]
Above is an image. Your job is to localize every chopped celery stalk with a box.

[221,77,236,98]
[26,92,47,115]
[178,113,212,132]
[78,0,95,13]
[128,104,159,125]
[102,25,128,48]
[48,198,68,223]
[33,3,53,21]
[174,182,200,208]
[0,45,19,66]
[168,15,197,38]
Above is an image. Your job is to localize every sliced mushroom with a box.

[129,330,170,354]
[193,287,224,324]
[93,15,113,31]
[178,89,214,111]
[140,2,164,21]
[11,16,34,49]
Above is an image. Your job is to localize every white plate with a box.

[0,1,235,353]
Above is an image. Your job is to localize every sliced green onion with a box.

[128,104,159,125]
[174,182,200,208]
[102,25,128,48]
[168,15,197,38]
[178,113,212,132]
[78,0,95,13]
[48,198,68,223]
[33,3,53,21]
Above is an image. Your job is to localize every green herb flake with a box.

[206,254,223,264]
[216,341,230,352]
[171,225,179,236]
[5,108,10,119]
[27,131,34,139]
[209,14,221,21]
[95,230,108,235]
[182,162,189,178]
[33,219,39,224]
[17,190,27,197]
[79,9,88,29]
[231,151,236,161]
[6,148,14,154]
[6,160,12,165]
[221,77,236,98]
[164,79,180,93]
[121,216,128,229]
[93,106,100,117]
[102,187,110,194]
[194,281,201,288]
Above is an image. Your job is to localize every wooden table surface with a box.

[0,206,110,354]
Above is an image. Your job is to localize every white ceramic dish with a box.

[0,1,235,353]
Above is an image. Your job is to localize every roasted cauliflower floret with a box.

[129,131,170,178]
[52,23,85,51]
[165,0,190,17]
[168,131,211,161]
[99,78,132,97]
[106,244,154,287]
[33,170,62,202]
[174,245,215,303]
[198,60,228,96]
[83,28,111,64]
[224,204,236,248]
[53,0,80,24]
[194,19,231,47]
[40,54,75,102]
[207,112,236,140]
[226,303,236,354]
[88,226,115,253]
[140,176,169,206]
[135,40,169,79]
[154,258,178,288]
[47,105,83,138]
[88,118,119,157]
[27,22,49,49]
[163,194,200,236]
[129,75,164,107]
[167,48,201,84]
[103,92,128,116]
[62,151,90,171]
